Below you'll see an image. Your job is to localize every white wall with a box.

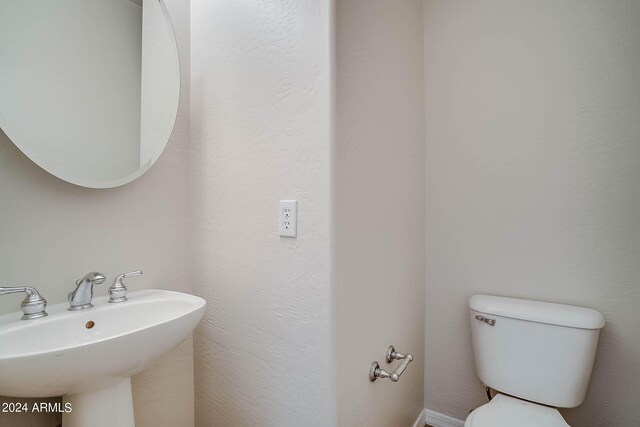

[0,0,142,184]
[190,1,335,425]
[336,0,426,426]
[0,0,193,425]
[424,1,640,426]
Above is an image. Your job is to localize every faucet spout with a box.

[68,272,105,311]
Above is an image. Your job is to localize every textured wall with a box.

[424,1,640,426]
[335,0,426,426]
[0,0,193,425]
[190,1,335,425]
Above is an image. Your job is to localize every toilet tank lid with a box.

[469,295,605,330]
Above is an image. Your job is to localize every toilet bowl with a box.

[465,394,569,427]
[466,295,605,427]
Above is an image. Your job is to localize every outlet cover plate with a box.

[279,200,297,237]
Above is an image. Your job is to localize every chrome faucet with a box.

[108,270,142,303]
[0,286,48,320]
[68,272,106,311]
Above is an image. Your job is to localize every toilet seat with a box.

[464,393,570,427]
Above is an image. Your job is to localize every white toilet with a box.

[465,295,605,427]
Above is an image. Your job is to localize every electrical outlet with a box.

[279,200,297,237]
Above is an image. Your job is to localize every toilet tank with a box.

[469,295,605,408]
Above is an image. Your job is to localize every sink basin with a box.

[0,289,205,427]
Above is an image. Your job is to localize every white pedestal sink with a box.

[0,289,205,427]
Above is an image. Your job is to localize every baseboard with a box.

[412,409,427,427]
[423,408,465,427]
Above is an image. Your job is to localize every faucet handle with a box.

[108,270,142,303]
[0,286,48,320]
[20,287,48,320]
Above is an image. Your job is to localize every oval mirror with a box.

[0,0,180,188]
